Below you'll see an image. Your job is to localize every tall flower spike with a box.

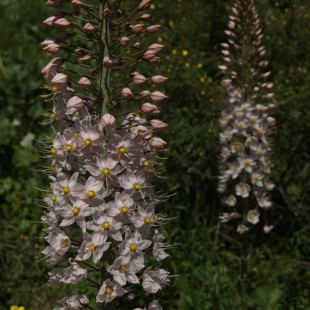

[40,1,170,309]
[218,0,275,233]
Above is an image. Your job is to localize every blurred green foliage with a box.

[1,0,310,309]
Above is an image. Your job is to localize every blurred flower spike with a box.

[39,0,171,309]
[217,0,275,233]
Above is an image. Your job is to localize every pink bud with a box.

[130,24,145,34]
[218,65,228,71]
[78,77,91,88]
[221,43,230,49]
[43,16,58,26]
[99,113,116,133]
[149,119,168,129]
[41,39,56,47]
[140,90,150,98]
[147,57,159,63]
[133,74,147,85]
[133,42,142,49]
[41,57,64,75]
[54,18,71,30]
[143,50,157,60]
[151,75,168,84]
[84,23,96,34]
[263,93,274,99]
[43,43,61,54]
[46,0,62,7]
[146,25,161,33]
[266,117,276,126]
[66,96,83,113]
[71,0,84,9]
[141,103,161,114]
[140,14,152,21]
[122,88,133,99]
[221,50,230,55]
[147,43,164,52]
[120,37,130,47]
[149,137,167,149]
[138,0,153,11]
[103,8,111,19]
[102,56,113,67]
[261,71,271,79]
[51,73,68,88]
[150,91,167,102]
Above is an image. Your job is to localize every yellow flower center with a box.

[244,160,249,165]
[119,265,127,273]
[84,139,92,146]
[133,183,141,191]
[144,217,151,224]
[87,190,95,199]
[72,207,80,216]
[102,222,110,230]
[66,145,73,153]
[52,86,58,93]
[105,286,113,295]
[237,123,243,129]
[61,239,69,247]
[63,187,70,195]
[50,113,56,120]
[50,148,57,155]
[50,165,56,172]
[102,168,110,175]
[248,214,254,220]
[51,195,56,202]
[118,146,126,154]
[88,243,96,252]
[121,206,128,214]
[254,175,259,181]
[233,166,238,172]
[235,144,240,150]
[142,160,149,167]
[130,243,137,252]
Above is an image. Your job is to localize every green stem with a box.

[99,0,111,117]
[241,197,249,310]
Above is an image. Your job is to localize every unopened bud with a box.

[71,0,84,9]
[147,43,164,52]
[84,23,96,34]
[46,0,62,7]
[138,0,153,11]
[266,117,276,126]
[78,77,91,88]
[133,74,147,85]
[149,137,167,149]
[140,13,152,21]
[43,43,61,54]
[147,57,159,63]
[43,16,58,26]
[120,37,130,47]
[143,50,157,60]
[41,57,64,75]
[140,90,150,98]
[54,18,71,30]
[130,24,145,34]
[133,42,142,49]
[51,73,68,88]
[99,113,116,133]
[103,8,111,19]
[150,91,167,102]
[102,56,113,68]
[122,88,133,99]
[41,39,56,47]
[149,119,168,129]
[151,75,168,84]
[141,103,161,114]
[66,96,83,113]
[145,25,161,33]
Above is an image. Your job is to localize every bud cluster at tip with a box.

[39,0,170,309]
[217,0,275,234]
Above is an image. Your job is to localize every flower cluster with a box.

[217,0,275,233]
[40,0,170,309]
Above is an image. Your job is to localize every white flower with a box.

[235,183,251,198]
[247,210,260,224]
[96,279,126,304]
[237,224,249,234]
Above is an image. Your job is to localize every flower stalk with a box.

[40,1,170,309]
[217,0,276,308]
